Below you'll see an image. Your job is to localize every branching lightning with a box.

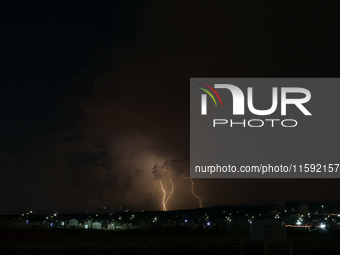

[155,165,203,211]
[165,178,174,205]
[159,169,174,211]
[185,177,202,208]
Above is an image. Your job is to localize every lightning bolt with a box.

[185,177,202,208]
[165,178,174,206]
[160,180,167,211]
[159,171,174,211]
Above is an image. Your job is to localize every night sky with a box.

[1,1,339,213]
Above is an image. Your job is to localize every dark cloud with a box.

[1,1,339,213]
[151,164,163,180]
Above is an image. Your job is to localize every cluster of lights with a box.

[15,203,340,232]
[23,211,33,216]
[296,215,304,225]
[225,216,232,222]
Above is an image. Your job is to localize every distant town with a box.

[1,202,340,234]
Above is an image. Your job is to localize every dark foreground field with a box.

[1,228,339,255]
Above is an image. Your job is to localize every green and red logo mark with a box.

[197,82,222,107]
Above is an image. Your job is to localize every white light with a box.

[296,221,302,225]
[320,223,326,229]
